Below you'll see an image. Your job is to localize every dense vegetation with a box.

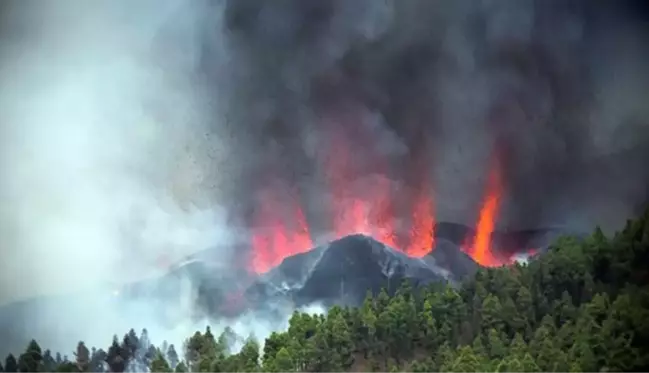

[3,211,649,372]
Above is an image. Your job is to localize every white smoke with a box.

[0,0,296,357]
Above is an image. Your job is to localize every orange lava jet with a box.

[462,154,527,267]
[470,159,503,266]
[325,122,401,247]
[248,122,536,273]
[250,185,313,273]
[405,190,435,257]
[249,115,438,274]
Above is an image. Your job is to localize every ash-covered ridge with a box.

[247,234,458,309]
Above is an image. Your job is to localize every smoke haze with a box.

[1,0,648,357]
[0,0,248,355]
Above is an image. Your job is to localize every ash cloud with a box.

[218,0,649,234]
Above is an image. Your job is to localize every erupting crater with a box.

[248,152,534,274]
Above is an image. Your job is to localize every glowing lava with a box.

[462,155,523,267]
[325,122,402,248]
[248,121,537,273]
[472,160,502,266]
[405,190,435,257]
[250,186,313,273]
[249,116,438,273]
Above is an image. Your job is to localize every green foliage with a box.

[174,361,187,373]
[5,212,649,371]
[151,350,172,373]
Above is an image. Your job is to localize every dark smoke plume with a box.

[212,0,649,235]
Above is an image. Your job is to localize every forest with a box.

[2,210,648,372]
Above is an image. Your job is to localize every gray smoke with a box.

[0,0,274,356]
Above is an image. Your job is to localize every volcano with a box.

[246,234,454,309]
[128,222,556,321]
[117,233,458,321]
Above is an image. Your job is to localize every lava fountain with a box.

[463,156,503,267]
[250,183,313,273]
[247,116,535,273]
[248,114,438,273]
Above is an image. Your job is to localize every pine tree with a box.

[166,344,179,369]
[273,347,293,372]
[183,331,203,371]
[18,339,43,372]
[444,345,482,372]
[520,353,541,372]
[487,328,507,360]
[75,341,90,372]
[262,332,288,371]
[174,361,187,373]
[122,329,139,363]
[4,354,17,373]
[535,337,562,371]
[90,348,107,373]
[420,299,438,352]
[144,344,156,371]
[106,335,126,373]
[330,310,355,370]
[42,349,56,371]
[239,336,261,372]
[481,294,505,332]
[150,350,172,373]
[508,333,528,359]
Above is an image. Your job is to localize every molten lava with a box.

[249,122,535,274]
[249,116,439,273]
[461,155,530,267]
[250,186,313,273]
[469,159,503,266]
[326,126,395,243]
[405,190,435,257]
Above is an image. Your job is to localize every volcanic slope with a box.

[131,224,563,319]
[247,234,468,309]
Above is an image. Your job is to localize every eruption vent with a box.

[324,120,437,258]
[249,126,534,273]
[249,118,438,274]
